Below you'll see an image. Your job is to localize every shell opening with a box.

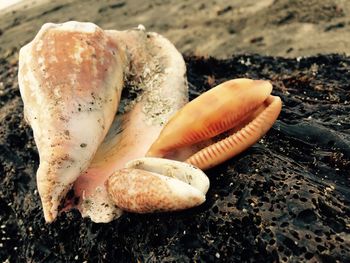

[185,95,282,170]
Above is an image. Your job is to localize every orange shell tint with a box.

[186,95,282,169]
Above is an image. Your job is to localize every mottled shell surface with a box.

[107,157,209,213]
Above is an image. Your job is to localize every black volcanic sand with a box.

[0,53,350,262]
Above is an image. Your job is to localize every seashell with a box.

[18,22,124,222]
[18,21,188,223]
[147,78,282,170]
[106,157,209,213]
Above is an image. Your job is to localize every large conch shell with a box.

[18,22,198,223]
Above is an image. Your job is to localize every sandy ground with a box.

[0,0,350,58]
[1,52,350,262]
[0,1,350,262]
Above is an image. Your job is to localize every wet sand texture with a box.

[0,54,349,262]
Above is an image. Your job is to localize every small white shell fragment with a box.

[106,157,210,213]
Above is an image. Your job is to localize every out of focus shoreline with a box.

[0,0,350,58]
[0,0,350,59]
[0,0,22,13]
[0,0,50,15]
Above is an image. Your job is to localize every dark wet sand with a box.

[1,52,350,262]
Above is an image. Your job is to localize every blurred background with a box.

[0,0,349,58]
